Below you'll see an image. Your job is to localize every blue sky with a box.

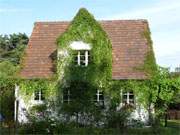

[0,0,180,70]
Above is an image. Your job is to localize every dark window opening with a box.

[34,90,45,101]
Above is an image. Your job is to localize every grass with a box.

[167,120,180,128]
[0,120,180,135]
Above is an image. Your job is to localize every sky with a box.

[0,0,179,71]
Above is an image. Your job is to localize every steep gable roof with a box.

[20,20,153,79]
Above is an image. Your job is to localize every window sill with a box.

[33,100,44,105]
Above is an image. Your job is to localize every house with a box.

[15,8,156,124]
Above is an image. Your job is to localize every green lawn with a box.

[0,120,180,135]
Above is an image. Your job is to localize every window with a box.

[34,90,45,101]
[63,90,71,104]
[123,91,134,105]
[94,90,104,106]
[73,50,90,66]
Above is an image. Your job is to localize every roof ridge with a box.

[35,19,148,24]
[99,19,148,22]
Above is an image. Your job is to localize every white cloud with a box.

[104,0,180,28]
[105,0,180,18]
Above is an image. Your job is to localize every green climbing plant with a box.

[54,8,112,124]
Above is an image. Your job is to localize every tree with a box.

[0,33,28,64]
[0,61,18,79]
[134,67,180,126]
[0,61,17,125]
[151,67,180,126]
[0,33,28,51]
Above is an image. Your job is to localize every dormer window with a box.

[70,41,91,67]
[73,50,90,66]
[34,90,45,101]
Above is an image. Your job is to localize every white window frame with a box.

[96,90,102,102]
[76,50,89,66]
[123,91,134,104]
[95,90,104,106]
[34,90,44,101]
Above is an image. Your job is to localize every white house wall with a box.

[70,41,91,50]
[15,85,28,123]
[15,85,45,123]
[131,104,149,123]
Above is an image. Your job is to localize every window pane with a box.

[64,95,68,100]
[34,90,39,100]
[80,60,86,66]
[129,91,133,94]
[99,95,104,100]
[72,51,78,65]
[41,90,45,100]
[99,91,103,95]
[94,90,105,108]
[88,51,90,63]
[63,90,70,103]
[123,95,127,99]
[74,56,78,61]
[88,55,90,62]
[72,50,91,66]
[63,99,69,103]
[80,55,85,60]
[129,95,134,99]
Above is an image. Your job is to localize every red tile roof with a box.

[20,20,152,79]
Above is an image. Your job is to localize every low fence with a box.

[167,110,180,120]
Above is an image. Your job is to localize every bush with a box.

[107,105,133,129]
[18,121,50,134]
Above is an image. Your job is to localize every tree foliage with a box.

[0,33,28,64]
[132,67,180,125]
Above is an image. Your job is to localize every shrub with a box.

[107,105,133,129]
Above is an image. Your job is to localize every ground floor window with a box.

[63,90,71,104]
[123,91,134,105]
[34,90,45,101]
[94,90,104,106]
